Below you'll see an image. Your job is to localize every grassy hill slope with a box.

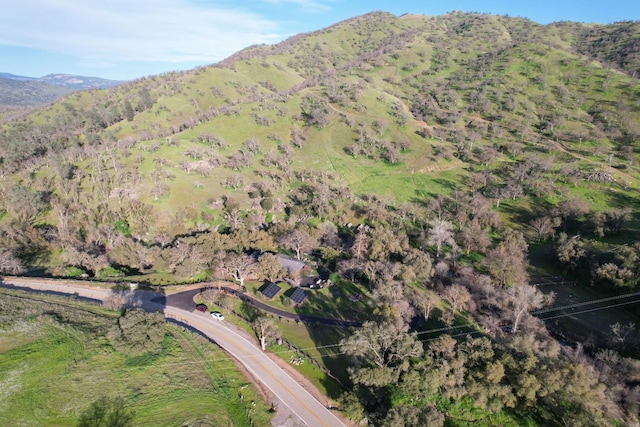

[0,11,636,272]
[0,12,637,272]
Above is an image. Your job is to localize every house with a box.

[277,254,309,274]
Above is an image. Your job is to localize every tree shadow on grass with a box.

[291,283,369,401]
[0,281,103,304]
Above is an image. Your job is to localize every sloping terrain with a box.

[1,11,640,426]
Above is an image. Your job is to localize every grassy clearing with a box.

[294,281,372,321]
[244,278,372,322]
[271,319,351,398]
[435,396,535,427]
[0,290,271,426]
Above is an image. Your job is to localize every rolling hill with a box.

[0,9,638,282]
[1,11,640,425]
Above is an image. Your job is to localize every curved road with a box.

[0,278,346,427]
[166,287,362,328]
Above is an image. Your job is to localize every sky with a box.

[1,0,639,81]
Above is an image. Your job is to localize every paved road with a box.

[1,278,346,427]
[172,286,362,328]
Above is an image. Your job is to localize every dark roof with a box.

[299,275,317,287]
[260,282,282,299]
[289,287,308,304]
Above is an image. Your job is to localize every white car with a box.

[210,311,224,320]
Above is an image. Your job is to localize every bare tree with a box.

[444,284,471,313]
[484,230,529,286]
[253,316,279,350]
[0,249,24,274]
[528,216,558,242]
[223,208,243,231]
[350,228,370,261]
[458,219,491,255]
[427,219,456,257]
[171,243,207,280]
[242,137,261,155]
[279,229,316,261]
[340,321,423,369]
[258,253,286,283]
[610,322,637,350]
[337,258,361,282]
[505,284,549,333]
[410,288,440,321]
[217,251,256,288]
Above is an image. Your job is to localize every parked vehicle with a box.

[210,311,224,320]
[195,304,208,312]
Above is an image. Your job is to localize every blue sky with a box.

[1,0,638,81]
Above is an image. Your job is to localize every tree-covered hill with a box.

[1,11,640,426]
[0,76,73,106]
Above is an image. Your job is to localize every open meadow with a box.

[0,289,272,426]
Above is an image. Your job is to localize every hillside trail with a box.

[545,137,637,187]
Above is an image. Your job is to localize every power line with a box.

[15,294,640,384]
[4,285,640,380]
[539,298,640,321]
[533,291,640,315]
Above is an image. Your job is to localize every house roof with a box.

[277,254,306,273]
[260,282,282,299]
[289,287,308,304]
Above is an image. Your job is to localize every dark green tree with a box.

[123,100,135,121]
[77,396,135,427]
[107,309,166,356]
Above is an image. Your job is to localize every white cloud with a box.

[0,0,283,64]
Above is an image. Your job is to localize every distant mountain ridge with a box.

[0,72,37,81]
[0,72,126,106]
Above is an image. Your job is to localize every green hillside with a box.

[1,11,640,426]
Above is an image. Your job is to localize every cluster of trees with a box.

[338,320,638,426]
[0,85,157,174]
[2,162,635,424]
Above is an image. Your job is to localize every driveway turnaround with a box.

[1,278,346,427]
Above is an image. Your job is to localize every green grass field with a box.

[0,290,271,426]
